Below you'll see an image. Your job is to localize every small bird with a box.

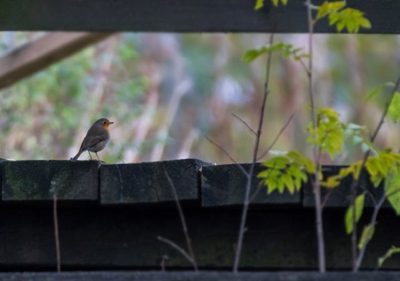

[71,118,114,161]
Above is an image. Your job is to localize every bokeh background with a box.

[0,32,399,164]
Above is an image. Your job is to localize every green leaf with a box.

[358,224,375,250]
[328,8,372,33]
[258,150,312,194]
[345,193,365,234]
[243,43,308,64]
[385,170,400,215]
[255,0,264,10]
[388,92,400,122]
[359,17,371,29]
[365,152,400,188]
[271,0,287,6]
[316,1,346,21]
[378,246,400,268]
[307,108,345,159]
[243,47,270,63]
[344,122,373,152]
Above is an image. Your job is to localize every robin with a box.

[71,118,114,161]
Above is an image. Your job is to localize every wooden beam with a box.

[0,0,397,34]
[0,206,399,270]
[0,272,400,281]
[0,32,112,90]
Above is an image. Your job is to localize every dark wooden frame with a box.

[0,0,399,34]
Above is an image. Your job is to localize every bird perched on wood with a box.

[71,118,114,161]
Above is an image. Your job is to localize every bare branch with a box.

[249,182,263,204]
[297,57,311,76]
[257,113,295,161]
[164,171,198,271]
[360,185,378,208]
[305,0,325,272]
[160,255,169,271]
[205,136,249,177]
[370,76,400,143]
[233,33,274,273]
[53,192,61,272]
[321,188,334,209]
[157,236,197,269]
[231,113,257,136]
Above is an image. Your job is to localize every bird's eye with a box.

[103,121,107,125]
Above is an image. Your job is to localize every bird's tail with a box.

[70,150,82,161]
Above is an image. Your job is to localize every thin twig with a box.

[321,188,334,209]
[297,57,311,77]
[205,136,249,177]
[164,170,198,271]
[360,184,378,208]
[157,236,196,268]
[160,255,169,271]
[257,113,295,161]
[370,76,400,143]
[53,192,61,272]
[233,33,274,273]
[231,113,257,136]
[249,181,264,204]
[306,0,325,272]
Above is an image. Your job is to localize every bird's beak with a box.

[109,121,114,125]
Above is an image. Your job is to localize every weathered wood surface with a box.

[0,160,394,207]
[2,160,98,201]
[0,272,400,281]
[0,0,398,34]
[100,159,209,204]
[0,206,398,270]
[201,163,300,207]
[0,32,112,90]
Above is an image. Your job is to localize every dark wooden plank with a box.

[0,0,398,33]
[100,159,209,204]
[2,160,98,201]
[0,206,398,270]
[201,163,300,207]
[0,32,112,90]
[1,272,400,281]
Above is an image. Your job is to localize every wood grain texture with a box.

[2,160,99,201]
[0,0,398,33]
[201,163,301,207]
[100,159,209,204]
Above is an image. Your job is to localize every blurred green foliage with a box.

[0,32,399,163]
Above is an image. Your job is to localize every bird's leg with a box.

[95,152,105,166]
[88,152,92,160]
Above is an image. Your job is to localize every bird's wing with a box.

[80,135,107,151]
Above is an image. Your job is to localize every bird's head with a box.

[95,118,114,129]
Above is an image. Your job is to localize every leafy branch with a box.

[255,0,371,33]
[244,43,309,75]
[378,246,400,268]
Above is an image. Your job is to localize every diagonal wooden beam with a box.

[0,32,113,90]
